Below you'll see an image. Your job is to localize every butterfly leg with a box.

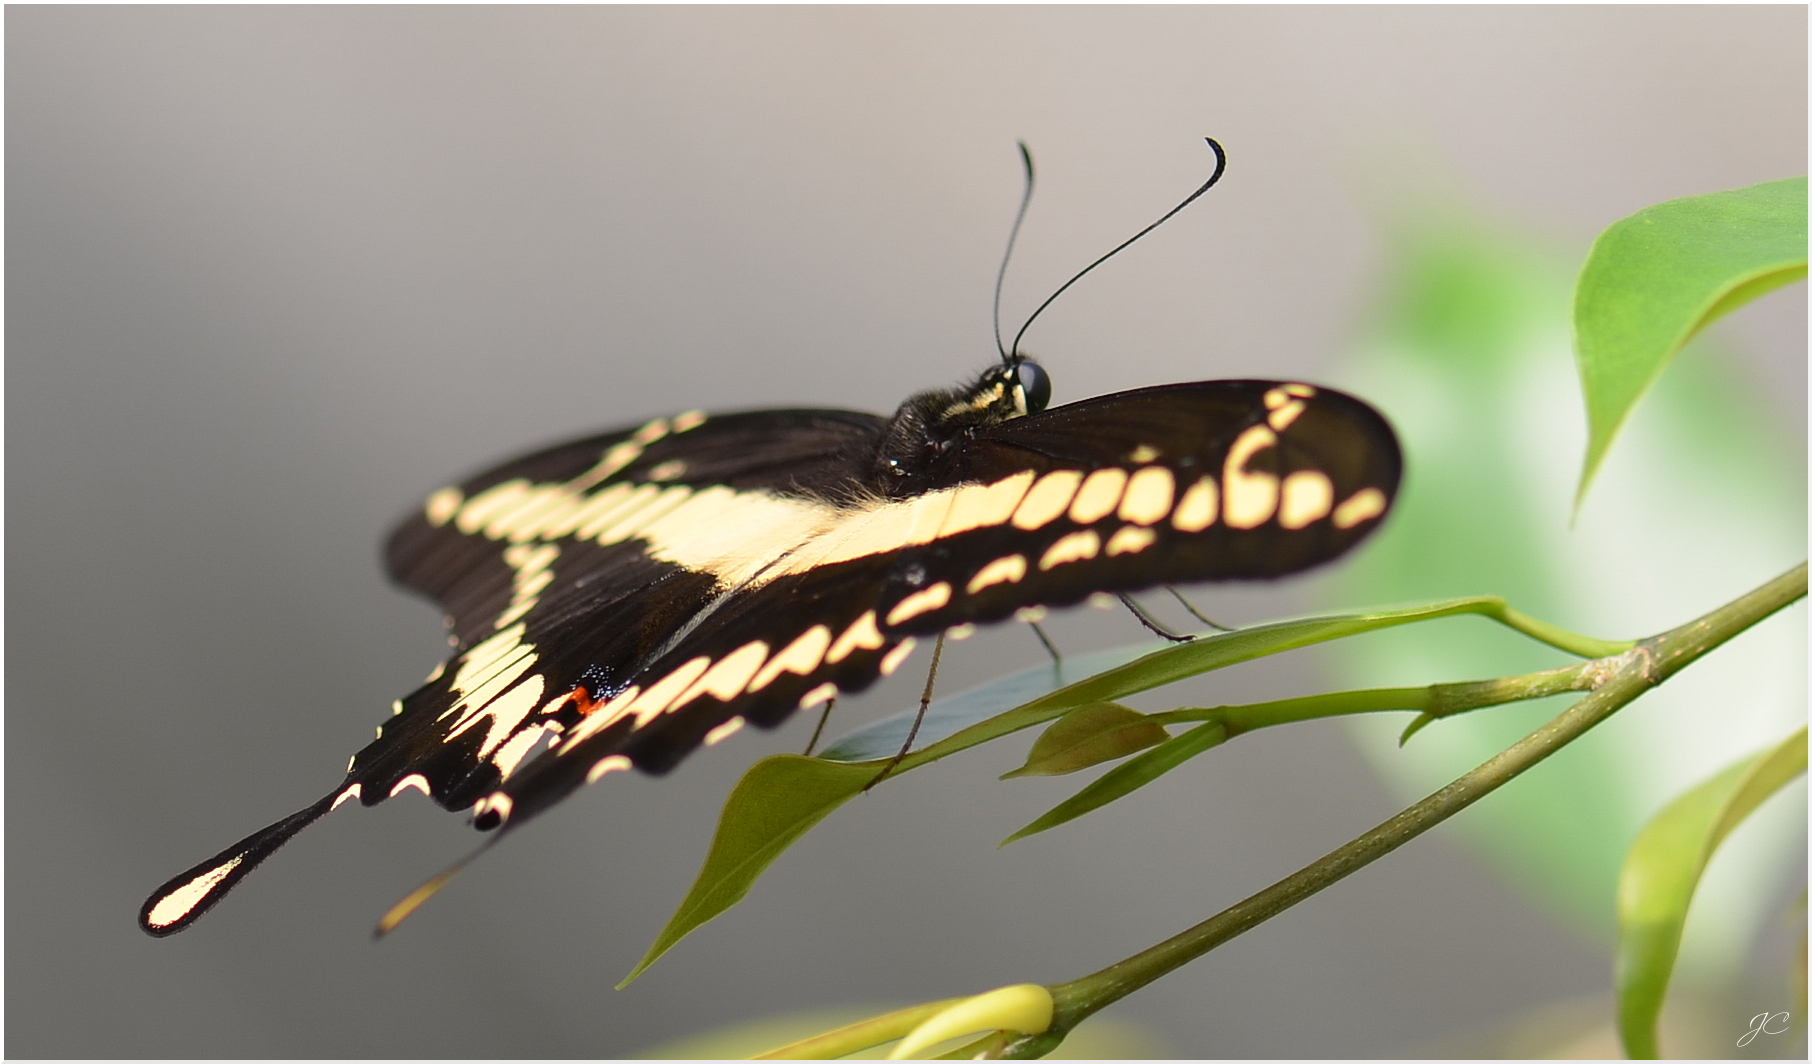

[865,630,947,791]
[1029,620,1062,664]
[802,696,836,757]
[1118,592,1194,643]
[1166,585,1234,632]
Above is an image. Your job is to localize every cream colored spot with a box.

[446,675,547,758]
[455,479,533,535]
[1039,529,1101,570]
[574,482,661,540]
[389,774,431,799]
[487,484,576,541]
[879,638,917,676]
[1263,386,1292,410]
[644,487,833,587]
[424,487,463,527]
[1089,592,1116,609]
[553,482,637,539]
[474,792,513,824]
[449,625,537,710]
[1222,425,1279,529]
[886,582,952,626]
[1128,444,1160,463]
[626,656,714,728]
[489,726,546,780]
[966,554,1027,594]
[670,641,770,714]
[492,598,535,630]
[330,784,362,811]
[585,754,632,784]
[826,611,885,664]
[493,543,560,629]
[799,682,838,710]
[391,700,404,716]
[144,856,243,929]
[672,409,707,433]
[939,472,1035,538]
[1266,401,1306,432]
[647,460,687,482]
[425,661,445,684]
[1011,470,1083,531]
[1172,476,1219,532]
[704,717,745,746]
[748,625,832,692]
[1118,466,1175,525]
[771,491,952,580]
[570,440,643,492]
[947,623,976,641]
[632,418,670,445]
[1279,471,1335,529]
[1283,383,1316,398]
[1106,526,1157,556]
[1333,487,1388,529]
[1015,605,1047,623]
[1069,468,1128,524]
[597,486,694,545]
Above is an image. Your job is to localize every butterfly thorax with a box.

[874,358,1051,492]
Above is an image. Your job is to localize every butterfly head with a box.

[875,357,1051,489]
[949,356,1051,423]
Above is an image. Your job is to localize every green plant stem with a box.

[865,595,1628,778]
[1486,600,1634,659]
[1145,662,1596,736]
[1000,562,1806,1059]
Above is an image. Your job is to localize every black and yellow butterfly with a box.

[139,141,1402,937]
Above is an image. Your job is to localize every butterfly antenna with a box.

[993,142,1037,364]
[1009,137,1228,359]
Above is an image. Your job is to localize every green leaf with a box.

[637,595,1619,979]
[1001,703,1168,779]
[621,755,881,986]
[829,596,1622,771]
[1003,721,1228,844]
[1615,726,1808,1059]
[1573,176,1807,505]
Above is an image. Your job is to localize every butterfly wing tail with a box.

[137,791,341,936]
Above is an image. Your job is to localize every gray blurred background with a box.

[8,7,1805,1058]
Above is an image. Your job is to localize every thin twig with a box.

[996,562,1807,1058]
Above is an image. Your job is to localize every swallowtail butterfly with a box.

[139,142,1402,938]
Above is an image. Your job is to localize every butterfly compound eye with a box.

[1013,359,1051,415]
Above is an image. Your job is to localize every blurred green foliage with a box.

[1327,191,1806,980]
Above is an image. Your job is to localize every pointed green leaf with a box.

[1573,176,1807,504]
[1616,726,1808,1059]
[828,595,1621,774]
[1001,702,1168,779]
[907,596,1618,772]
[622,755,880,985]
[1004,721,1228,844]
[637,595,1622,978]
